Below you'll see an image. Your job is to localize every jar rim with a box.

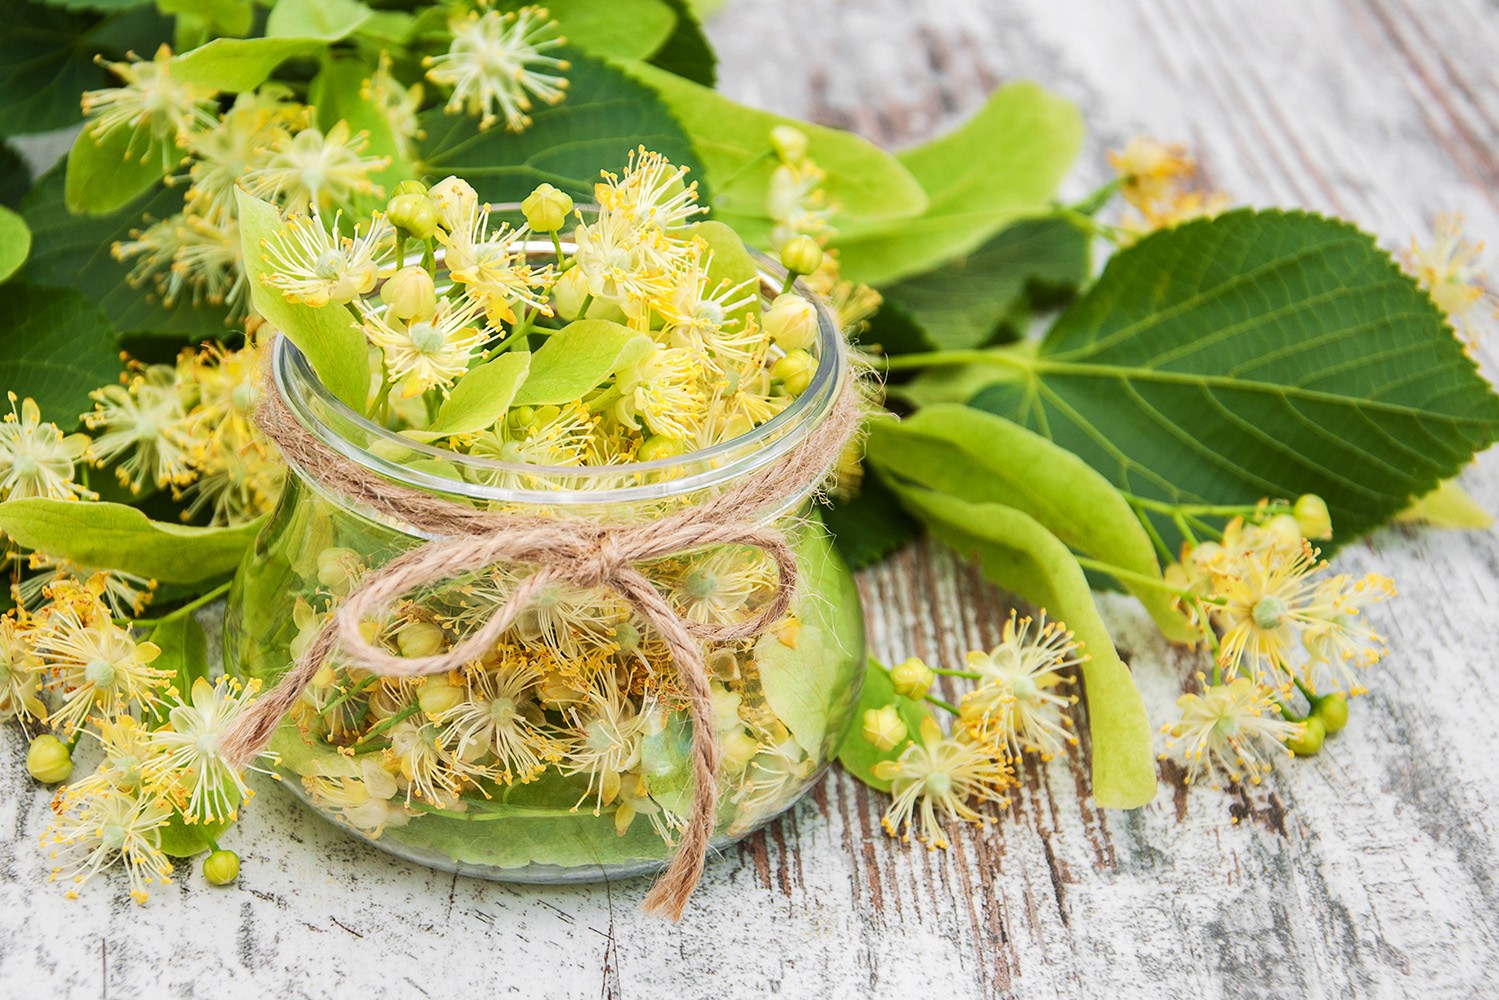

[273,250,849,507]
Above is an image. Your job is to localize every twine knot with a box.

[219,337,861,919]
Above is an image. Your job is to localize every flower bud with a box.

[772,348,817,396]
[397,621,447,659]
[521,183,574,232]
[763,293,818,351]
[418,677,465,717]
[769,124,809,164]
[1314,692,1349,733]
[429,176,478,232]
[26,734,73,784]
[551,266,590,320]
[387,193,439,240]
[1293,494,1333,540]
[1286,716,1326,757]
[203,849,240,886]
[1262,514,1301,550]
[779,234,823,277]
[316,547,361,594]
[889,656,935,700]
[637,434,686,462]
[861,704,908,752]
[380,265,437,321]
[394,179,427,197]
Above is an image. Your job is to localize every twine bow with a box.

[221,340,861,919]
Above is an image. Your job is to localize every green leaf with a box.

[412,350,532,440]
[970,209,1499,553]
[307,54,414,198]
[64,123,173,216]
[265,0,371,41]
[867,405,1196,643]
[1397,478,1493,529]
[0,206,31,283]
[889,485,1156,809]
[621,61,927,248]
[236,188,371,412]
[37,0,155,11]
[688,219,759,330]
[0,3,104,135]
[510,320,652,406]
[877,216,1091,350]
[511,0,676,61]
[169,36,325,92]
[646,0,716,86]
[0,498,262,583]
[21,167,231,338]
[837,83,1084,285]
[142,612,208,727]
[418,48,704,207]
[0,283,120,420]
[156,0,252,36]
[835,657,933,793]
[822,469,919,571]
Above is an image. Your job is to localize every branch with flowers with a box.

[0,0,1494,903]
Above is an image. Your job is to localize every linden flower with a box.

[262,210,393,307]
[0,395,94,502]
[597,148,705,233]
[425,6,571,132]
[17,556,156,619]
[436,202,551,322]
[360,295,489,398]
[1108,137,1195,211]
[665,546,778,627]
[614,768,685,842]
[303,758,409,837]
[91,715,160,793]
[766,158,834,249]
[872,717,1012,850]
[113,214,247,314]
[364,53,425,159]
[178,437,285,527]
[570,208,683,308]
[33,590,169,735]
[81,45,218,169]
[182,90,303,226]
[560,669,653,814]
[84,369,198,493]
[658,251,760,374]
[1404,213,1497,340]
[614,346,707,441]
[242,121,389,212]
[1163,677,1300,787]
[467,403,599,480]
[729,738,816,836]
[516,578,628,659]
[1209,538,1325,688]
[435,659,558,784]
[143,676,265,823]
[959,611,1083,761]
[0,613,45,723]
[387,715,470,804]
[42,785,174,904]
[1300,573,1397,696]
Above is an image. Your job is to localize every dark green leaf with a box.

[0,142,33,209]
[647,0,716,86]
[36,0,154,11]
[970,209,1499,553]
[504,0,676,61]
[822,468,919,570]
[142,612,208,727]
[0,2,103,135]
[417,48,704,206]
[835,657,933,792]
[0,282,120,420]
[22,167,232,337]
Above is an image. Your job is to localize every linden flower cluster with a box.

[275,537,817,848]
[857,611,1084,850]
[258,150,832,465]
[3,578,266,904]
[1403,213,1497,349]
[1161,496,1396,786]
[1108,136,1231,238]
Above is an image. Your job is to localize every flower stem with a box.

[924,693,961,715]
[356,702,421,746]
[875,348,1034,374]
[550,230,566,266]
[123,580,233,629]
[319,675,380,718]
[930,666,983,680]
[576,293,594,318]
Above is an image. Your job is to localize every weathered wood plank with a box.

[1,1,1497,997]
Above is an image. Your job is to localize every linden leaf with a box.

[0,282,121,421]
[170,37,326,92]
[511,320,652,406]
[0,206,31,282]
[410,350,532,441]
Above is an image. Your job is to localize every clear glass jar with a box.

[222,264,865,883]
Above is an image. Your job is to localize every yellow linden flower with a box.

[303,757,410,838]
[1162,677,1300,787]
[433,658,559,784]
[872,716,1011,850]
[1108,137,1195,211]
[425,5,570,132]
[436,201,552,322]
[182,90,306,227]
[959,611,1083,761]
[42,784,174,904]
[84,367,198,493]
[766,158,834,250]
[664,545,778,627]
[143,676,266,822]
[16,556,156,619]
[360,294,490,398]
[596,147,704,233]
[261,209,393,308]
[0,613,45,723]
[1299,573,1397,696]
[80,45,217,169]
[242,120,389,213]
[0,395,94,502]
[1209,536,1324,689]
[1405,213,1496,343]
[559,668,653,815]
[729,737,815,836]
[113,213,247,315]
[363,52,425,159]
[614,345,707,441]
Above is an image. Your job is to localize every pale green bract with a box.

[0,206,31,282]
[411,351,533,441]
[510,320,653,406]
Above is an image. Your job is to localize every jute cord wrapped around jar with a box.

[220,342,863,919]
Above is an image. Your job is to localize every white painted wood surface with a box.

[4,1,1498,996]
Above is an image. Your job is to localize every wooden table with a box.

[4,1,1497,996]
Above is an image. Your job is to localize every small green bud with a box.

[507,405,537,429]
[779,234,824,277]
[394,179,427,197]
[1293,493,1333,541]
[769,124,809,164]
[637,435,686,462]
[763,292,818,351]
[889,656,935,700]
[26,734,73,784]
[397,621,448,659]
[203,849,240,886]
[771,348,817,396]
[1286,715,1326,757]
[316,547,361,594]
[418,678,465,716]
[521,182,574,232]
[380,265,437,321]
[1314,692,1349,733]
[387,192,439,240]
[861,704,907,752]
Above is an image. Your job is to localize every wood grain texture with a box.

[3,1,1498,996]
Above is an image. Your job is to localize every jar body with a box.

[223,465,865,882]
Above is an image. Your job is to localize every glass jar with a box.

[222,264,865,883]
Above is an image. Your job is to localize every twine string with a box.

[219,341,860,919]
